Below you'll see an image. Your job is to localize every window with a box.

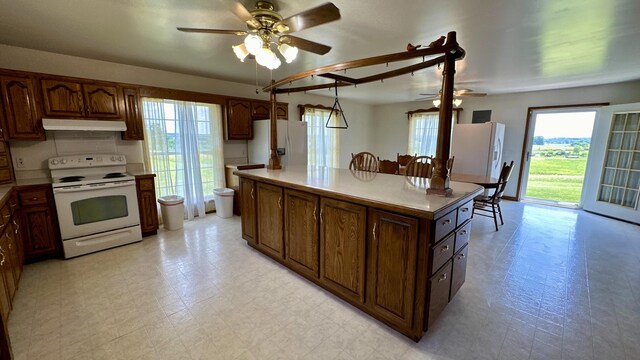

[303,107,340,168]
[407,110,458,157]
[142,98,225,219]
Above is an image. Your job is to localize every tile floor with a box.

[7,201,640,360]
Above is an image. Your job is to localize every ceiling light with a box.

[432,99,441,107]
[232,43,249,62]
[432,98,462,108]
[244,34,263,55]
[255,46,280,70]
[278,43,298,63]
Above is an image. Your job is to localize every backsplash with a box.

[10,130,144,179]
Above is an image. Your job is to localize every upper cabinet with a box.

[251,100,288,120]
[40,78,122,119]
[0,75,45,141]
[121,87,144,140]
[226,99,252,140]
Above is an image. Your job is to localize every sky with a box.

[534,111,596,138]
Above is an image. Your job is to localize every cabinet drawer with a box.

[454,220,471,253]
[138,178,154,191]
[450,244,469,301]
[0,155,8,167]
[434,210,456,243]
[19,189,48,206]
[430,232,454,274]
[457,200,472,225]
[0,169,11,183]
[0,142,5,152]
[427,259,452,327]
[0,205,9,228]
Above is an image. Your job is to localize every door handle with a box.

[251,188,254,199]
[526,151,531,162]
[278,196,282,209]
[373,223,377,241]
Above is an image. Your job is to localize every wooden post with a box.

[427,32,456,196]
[267,80,282,169]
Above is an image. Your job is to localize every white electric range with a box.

[49,154,142,258]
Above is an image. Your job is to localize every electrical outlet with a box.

[16,157,25,168]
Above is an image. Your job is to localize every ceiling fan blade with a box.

[274,2,341,34]
[281,35,331,55]
[229,1,262,29]
[177,27,247,35]
[461,92,487,97]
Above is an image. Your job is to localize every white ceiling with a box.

[1,0,639,104]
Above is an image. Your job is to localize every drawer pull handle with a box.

[439,273,447,282]
[373,222,377,241]
[278,197,282,209]
[442,219,451,225]
[320,208,324,223]
[3,214,9,220]
[251,188,254,199]
[313,207,317,221]
[461,208,469,212]
[440,245,449,252]
[458,253,465,259]
[31,197,39,201]
[459,230,467,235]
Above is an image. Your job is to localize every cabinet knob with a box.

[439,273,447,282]
[461,207,469,212]
[31,197,39,201]
[459,230,467,236]
[440,245,449,252]
[442,219,451,225]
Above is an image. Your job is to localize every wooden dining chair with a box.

[446,156,455,173]
[404,156,433,178]
[377,158,399,174]
[472,161,514,231]
[397,153,414,167]
[349,152,378,172]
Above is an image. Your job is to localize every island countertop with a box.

[234,165,483,220]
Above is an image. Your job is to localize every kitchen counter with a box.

[234,166,482,220]
[235,166,482,341]
[0,178,52,200]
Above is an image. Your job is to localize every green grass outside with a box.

[525,157,588,204]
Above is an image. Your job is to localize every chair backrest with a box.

[446,156,455,173]
[492,161,515,201]
[377,158,399,174]
[404,156,433,178]
[349,152,378,172]
[397,153,415,167]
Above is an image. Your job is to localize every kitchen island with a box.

[235,166,483,341]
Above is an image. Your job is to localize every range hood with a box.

[42,118,127,131]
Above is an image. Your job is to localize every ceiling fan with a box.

[417,88,487,100]
[177,1,341,69]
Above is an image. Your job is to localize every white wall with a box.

[0,44,373,177]
[372,80,640,197]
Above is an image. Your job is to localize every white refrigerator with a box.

[248,119,308,166]
[451,122,505,178]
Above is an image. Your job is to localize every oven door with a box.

[53,180,141,240]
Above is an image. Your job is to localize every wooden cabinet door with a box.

[21,206,58,260]
[0,76,45,140]
[4,224,20,287]
[319,198,366,303]
[82,83,121,118]
[226,100,252,140]
[41,79,84,117]
[275,103,288,119]
[0,240,10,323]
[122,87,144,140]
[284,189,319,278]
[256,182,284,258]
[239,177,256,244]
[427,260,452,328]
[0,232,15,304]
[136,177,159,236]
[10,218,23,282]
[251,101,271,119]
[450,244,469,301]
[367,209,418,329]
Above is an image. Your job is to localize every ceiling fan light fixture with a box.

[278,43,298,63]
[432,99,441,107]
[256,46,280,69]
[244,34,263,55]
[453,98,462,107]
[232,43,250,61]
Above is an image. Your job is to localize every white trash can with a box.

[158,195,184,230]
[213,188,234,218]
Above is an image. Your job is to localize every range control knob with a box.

[50,159,59,166]
[118,156,124,162]
[110,156,116,161]
[60,159,68,165]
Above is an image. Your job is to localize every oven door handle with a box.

[53,182,134,193]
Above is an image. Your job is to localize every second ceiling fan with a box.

[177,1,341,69]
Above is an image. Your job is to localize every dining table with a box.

[450,173,500,189]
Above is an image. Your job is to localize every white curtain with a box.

[305,107,340,168]
[408,112,440,157]
[142,98,225,221]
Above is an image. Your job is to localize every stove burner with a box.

[58,176,85,183]
[103,173,127,179]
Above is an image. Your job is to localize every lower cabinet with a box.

[450,244,469,300]
[319,198,366,304]
[367,209,418,329]
[256,183,284,258]
[18,186,61,261]
[427,260,453,327]
[135,175,159,236]
[239,178,256,244]
[284,189,319,278]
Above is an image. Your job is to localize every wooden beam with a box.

[264,31,464,92]
[318,73,358,84]
[274,81,353,94]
